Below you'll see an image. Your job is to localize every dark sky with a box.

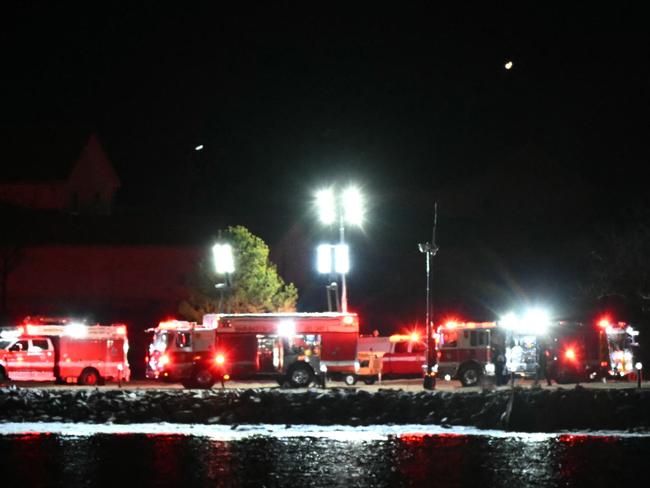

[2,3,648,331]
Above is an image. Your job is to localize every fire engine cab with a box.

[0,317,130,385]
[436,321,497,386]
[146,312,359,388]
[146,319,228,389]
[346,333,427,385]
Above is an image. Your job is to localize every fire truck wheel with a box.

[193,368,216,389]
[344,374,357,386]
[0,366,7,381]
[459,365,481,387]
[363,378,376,385]
[78,368,101,386]
[288,364,314,387]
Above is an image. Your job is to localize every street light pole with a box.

[419,203,439,390]
[339,214,348,313]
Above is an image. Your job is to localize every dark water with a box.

[1,428,648,487]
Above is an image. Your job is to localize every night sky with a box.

[2,3,648,332]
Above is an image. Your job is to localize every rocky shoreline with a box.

[1,386,649,432]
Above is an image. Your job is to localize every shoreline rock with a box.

[1,386,649,432]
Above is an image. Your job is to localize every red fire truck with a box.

[436,321,497,386]
[147,313,359,388]
[146,319,228,388]
[0,317,130,385]
[346,333,427,385]
[549,319,640,383]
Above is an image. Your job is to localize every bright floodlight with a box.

[524,308,550,334]
[342,186,363,226]
[505,60,513,70]
[334,244,350,274]
[212,243,235,274]
[195,144,204,151]
[500,312,519,330]
[316,188,336,225]
[277,320,296,337]
[317,244,333,274]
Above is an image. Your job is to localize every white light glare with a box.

[317,244,333,274]
[635,362,643,371]
[66,322,88,338]
[316,188,336,225]
[317,244,349,274]
[334,244,350,274]
[505,60,513,70]
[500,312,519,330]
[524,308,550,334]
[277,320,296,337]
[342,186,363,226]
[212,243,235,274]
[195,144,204,151]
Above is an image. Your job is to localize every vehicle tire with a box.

[0,366,7,381]
[363,377,376,385]
[288,364,314,387]
[192,368,216,389]
[78,368,101,386]
[459,365,481,387]
[344,374,357,386]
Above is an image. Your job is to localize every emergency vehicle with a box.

[146,312,359,388]
[146,319,228,389]
[0,317,130,385]
[550,319,640,383]
[345,333,427,385]
[436,321,497,386]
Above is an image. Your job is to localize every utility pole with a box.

[419,203,439,390]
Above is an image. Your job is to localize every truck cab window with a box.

[176,332,191,348]
[442,331,458,348]
[394,342,409,354]
[31,339,50,351]
[9,340,28,352]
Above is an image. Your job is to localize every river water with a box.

[1,424,648,487]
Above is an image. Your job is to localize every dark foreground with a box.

[2,385,650,432]
[1,427,648,488]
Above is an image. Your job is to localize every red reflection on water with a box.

[396,433,469,487]
[5,433,52,487]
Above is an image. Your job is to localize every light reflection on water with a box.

[1,426,648,488]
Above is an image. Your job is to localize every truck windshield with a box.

[152,331,171,352]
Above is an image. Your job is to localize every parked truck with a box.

[0,317,130,385]
[146,312,359,388]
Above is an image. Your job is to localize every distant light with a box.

[505,60,513,70]
[317,244,333,274]
[636,362,643,371]
[500,312,519,330]
[342,186,364,226]
[195,144,204,151]
[334,244,350,274]
[598,318,611,329]
[215,354,225,365]
[212,243,235,274]
[316,188,336,225]
[410,332,420,342]
[444,374,451,381]
[564,348,576,361]
[277,320,296,337]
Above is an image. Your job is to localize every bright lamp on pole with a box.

[314,185,364,313]
[212,243,235,274]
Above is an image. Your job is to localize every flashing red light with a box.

[444,321,458,329]
[343,315,355,325]
[159,354,170,366]
[410,332,420,342]
[116,325,127,336]
[215,354,225,365]
[598,318,611,329]
[564,348,576,361]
